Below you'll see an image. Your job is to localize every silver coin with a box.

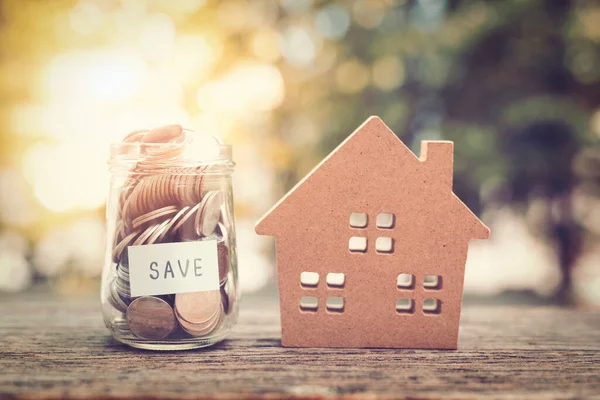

[195,191,223,237]
[107,279,129,312]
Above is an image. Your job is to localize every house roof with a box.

[255,116,489,240]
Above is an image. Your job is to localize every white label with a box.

[127,240,219,297]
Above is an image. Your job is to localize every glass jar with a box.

[101,124,238,350]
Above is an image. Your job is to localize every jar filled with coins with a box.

[102,124,238,350]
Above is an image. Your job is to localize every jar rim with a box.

[108,142,234,171]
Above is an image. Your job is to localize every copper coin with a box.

[217,240,229,284]
[220,284,230,315]
[171,203,200,233]
[174,172,187,205]
[112,230,140,263]
[135,178,152,216]
[146,218,172,245]
[144,175,158,210]
[142,124,183,143]
[157,206,189,242]
[126,296,176,340]
[192,168,204,204]
[178,174,192,206]
[123,129,148,143]
[179,223,200,242]
[175,290,221,324]
[158,174,171,209]
[143,134,187,159]
[132,205,178,229]
[122,182,144,229]
[113,220,125,244]
[132,223,161,246]
[166,174,178,205]
[179,305,223,337]
[175,304,218,331]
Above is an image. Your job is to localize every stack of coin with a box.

[107,124,234,341]
[174,290,224,336]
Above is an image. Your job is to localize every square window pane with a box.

[424,275,442,290]
[423,298,441,314]
[376,237,393,253]
[349,236,367,252]
[397,273,414,289]
[326,273,345,287]
[396,298,414,313]
[326,297,344,312]
[376,213,395,229]
[350,213,368,228]
[300,272,319,287]
[300,296,318,311]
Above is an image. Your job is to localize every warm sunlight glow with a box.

[24,143,108,212]
[43,50,147,105]
[196,63,284,115]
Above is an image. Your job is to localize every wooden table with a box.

[1,293,599,399]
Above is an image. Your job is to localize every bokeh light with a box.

[0,0,598,307]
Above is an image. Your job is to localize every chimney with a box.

[420,141,454,190]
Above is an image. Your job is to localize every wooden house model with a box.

[255,116,490,349]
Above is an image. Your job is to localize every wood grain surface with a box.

[0,293,599,399]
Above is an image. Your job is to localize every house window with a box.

[349,213,396,254]
[376,213,395,229]
[300,272,319,288]
[396,298,414,314]
[375,237,394,253]
[397,273,415,289]
[349,236,367,252]
[326,273,345,288]
[423,298,441,314]
[326,297,344,313]
[349,212,368,228]
[300,296,318,312]
[423,275,442,290]
[299,273,347,314]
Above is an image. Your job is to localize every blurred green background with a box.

[0,0,599,306]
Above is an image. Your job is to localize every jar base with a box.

[113,329,230,351]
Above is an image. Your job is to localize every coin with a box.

[219,204,230,227]
[171,202,200,233]
[121,183,143,230]
[217,240,229,284]
[157,206,189,242]
[116,264,129,280]
[107,279,129,313]
[123,129,148,143]
[132,205,178,229]
[126,296,177,340]
[175,305,216,330]
[141,124,183,144]
[216,222,228,243]
[174,290,221,324]
[132,223,162,246]
[146,218,172,245]
[112,230,140,263]
[114,276,131,298]
[112,318,132,335]
[179,304,223,337]
[220,284,230,315]
[195,191,223,236]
